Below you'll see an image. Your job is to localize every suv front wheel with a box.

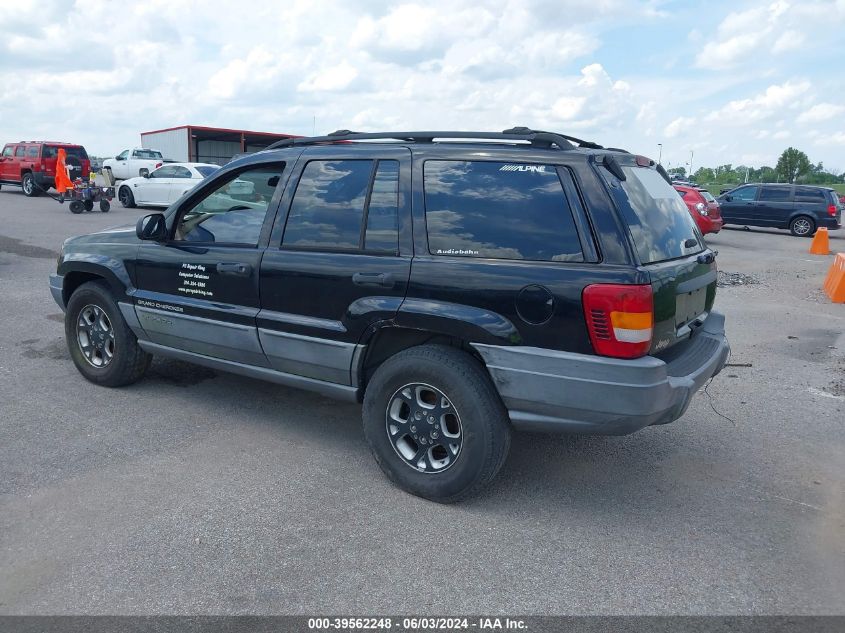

[65,281,151,387]
[362,345,511,502]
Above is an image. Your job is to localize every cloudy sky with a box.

[1,0,843,171]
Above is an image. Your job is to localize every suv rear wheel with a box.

[362,345,511,502]
[21,172,39,197]
[65,281,151,387]
[790,215,816,237]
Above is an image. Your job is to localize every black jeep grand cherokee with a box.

[50,128,729,502]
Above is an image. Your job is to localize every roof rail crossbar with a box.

[503,126,605,150]
[265,130,577,151]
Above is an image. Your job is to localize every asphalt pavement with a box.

[0,187,843,615]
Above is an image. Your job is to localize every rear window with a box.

[43,146,89,160]
[699,190,716,202]
[196,166,218,178]
[615,166,704,264]
[423,160,583,262]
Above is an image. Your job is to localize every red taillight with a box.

[155,162,162,169]
[828,204,837,217]
[582,284,654,359]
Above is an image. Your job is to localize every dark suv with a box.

[0,141,91,196]
[49,129,730,502]
[717,183,842,236]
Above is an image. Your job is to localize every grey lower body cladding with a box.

[472,311,730,435]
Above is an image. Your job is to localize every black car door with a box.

[133,161,291,366]
[755,185,793,227]
[258,146,412,386]
[719,185,759,224]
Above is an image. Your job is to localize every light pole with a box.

[689,150,694,178]
[657,143,663,165]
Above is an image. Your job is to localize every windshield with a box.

[134,149,163,159]
[614,165,705,264]
[196,166,219,178]
[44,145,89,160]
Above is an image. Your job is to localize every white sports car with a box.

[117,163,219,208]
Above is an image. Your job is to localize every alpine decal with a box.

[499,164,548,173]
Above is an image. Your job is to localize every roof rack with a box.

[265,128,581,151]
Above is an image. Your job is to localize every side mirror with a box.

[724,195,732,202]
[136,213,167,241]
[143,172,150,178]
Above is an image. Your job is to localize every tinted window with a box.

[730,186,758,202]
[760,186,792,202]
[283,160,372,249]
[175,165,283,245]
[794,187,826,203]
[196,166,219,178]
[424,161,583,262]
[26,146,38,158]
[14,146,25,157]
[151,165,178,178]
[364,161,399,252]
[616,165,703,264]
[43,146,88,159]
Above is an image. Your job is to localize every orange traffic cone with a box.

[823,253,845,303]
[809,227,830,255]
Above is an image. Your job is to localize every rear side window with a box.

[795,187,826,203]
[283,159,400,253]
[423,160,583,262]
[615,165,704,264]
[43,146,89,160]
[760,186,792,202]
[26,147,38,158]
[14,146,25,157]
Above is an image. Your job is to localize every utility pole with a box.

[657,143,663,165]
[689,150,694,178]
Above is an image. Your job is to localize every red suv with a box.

[674,184,723,235]
[0,141,90,197]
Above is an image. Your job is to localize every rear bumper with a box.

[818,217,841,230]
[473,311,730,435]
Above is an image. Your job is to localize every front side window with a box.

[150,166,178,178]
[174,165,283,245]
[1,146,13,157]
[117,150,129,160]
[730,186,758,202]
[424,160,583,262]
[171,166,193,178]
[759,186,791,202]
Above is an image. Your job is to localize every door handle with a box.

[352,272,394,288]
[216,262,252,276]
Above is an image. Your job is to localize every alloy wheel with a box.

[76,304,116,368]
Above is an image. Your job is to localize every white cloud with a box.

[797,103,845,124]
[704,80,811,123]
[664,117,696,139]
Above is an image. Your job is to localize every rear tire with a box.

[83,200,94,212]
[65,281,151,387]
[99,199,110,212]
[21,172,39,197]
[118,186,135,208]
[789,215,815,237]
[362,345,511,503]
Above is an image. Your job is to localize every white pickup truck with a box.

[102,148,172,182]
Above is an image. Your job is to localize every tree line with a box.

[665,148,843,185]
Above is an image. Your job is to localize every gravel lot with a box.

[0,187,843,615]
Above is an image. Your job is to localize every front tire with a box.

[65,281,151,387]
[118,186,135,208]
[69,200,84,214]
[99,199,110,212]
[789,215,815,237]
[362,345,511,503]
[21,172,39,197]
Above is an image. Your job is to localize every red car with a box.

[674,184,723,234]
[0,141,90,197]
